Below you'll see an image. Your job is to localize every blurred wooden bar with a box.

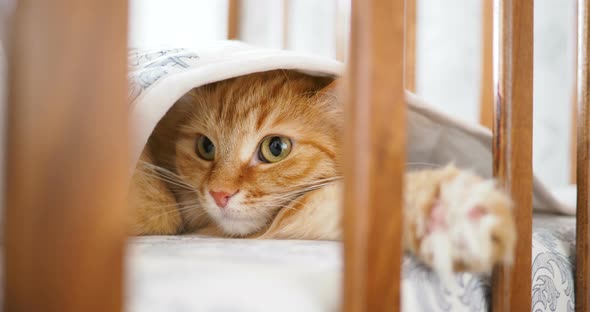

[227,0,240,39]
[576,1,590,311]
[480,0,494,129]
[405,0,416,91]
[490,0,534,311]
[342,0,406,311]
[4,1,129,311]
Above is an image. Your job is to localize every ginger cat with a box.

[128,70,516,276]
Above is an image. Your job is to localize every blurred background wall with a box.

[130,0,577,189]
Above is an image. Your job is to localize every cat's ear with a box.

[314,78,342,111]
[318,78,340,96]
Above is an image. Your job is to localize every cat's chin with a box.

[214,215,263,236]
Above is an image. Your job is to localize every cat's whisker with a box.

[169,198,201,207]
[260,183,333,201]
[137,164,196,191]
[279,176,342,189]
[406,162,443,169]
[143,201,182,209]
[255,196,312,214]
[138,170,195,191]
[140,166,193,186]
[138,160,195,189]
[141,202,203,222]
[248,177,342,204]
[254,203,290,211]
[248,191,319,208]
[171,189,199,195]
[143,197,200,212]
[278,197,313,212]
[285,178,342,190]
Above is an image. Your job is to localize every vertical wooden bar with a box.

[342,0,405,311]
[4,1,129,312]
[227,0,240,39]
[572,0,580,184]
[404,0,416,92]
[480,0,494,129]
[490,0,534,311]
[572,106,579,183]
[576,1,590,311]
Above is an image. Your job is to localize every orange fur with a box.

[128,70,516,273]
[128,148,182,235]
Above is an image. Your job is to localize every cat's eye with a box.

[259,136,292,163]
[196,135,215,161]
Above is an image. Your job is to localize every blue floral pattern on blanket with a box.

[399,214,576,312]
[531,215,576,312]
[128,48,200,104]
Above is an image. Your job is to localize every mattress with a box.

[126,214,576,312]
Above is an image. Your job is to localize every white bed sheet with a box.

[127,214,577,312]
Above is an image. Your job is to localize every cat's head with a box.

[170,70,341,236]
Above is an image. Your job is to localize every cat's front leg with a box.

[404,165,517,275]
[261,165,516,277]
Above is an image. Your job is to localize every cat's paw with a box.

[419,169,516,275]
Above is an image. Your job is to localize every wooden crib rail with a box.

[576,1,590,310]
[227,0,240,39]
[572,1,580,184]
[342,0,406,311]
[491,1,534,311]
[4,1,129,311]
[480,0,494,129]
[405,0,416,92]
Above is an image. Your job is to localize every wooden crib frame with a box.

[3,0,589,311]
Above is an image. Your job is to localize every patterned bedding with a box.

[127,214,576,312]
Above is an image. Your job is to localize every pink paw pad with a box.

[427,200,447,233]
[467,205,488,221]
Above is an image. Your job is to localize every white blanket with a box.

[126,214,577,312]
[129,40,572,215]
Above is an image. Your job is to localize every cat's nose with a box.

[209,190,239,208]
